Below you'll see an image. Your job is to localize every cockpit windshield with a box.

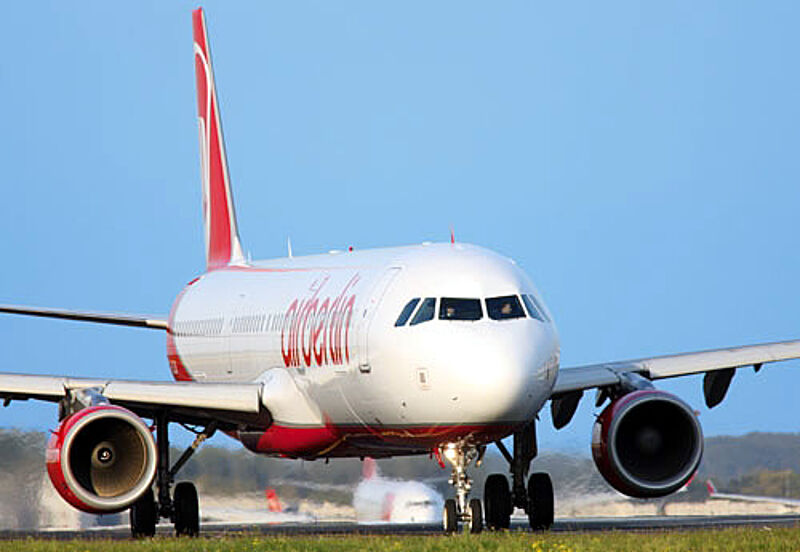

[409,297,436,325]
[486,295,526,320]
[395,298,420,326]
[439,298,483,321]
[522,293,550,322]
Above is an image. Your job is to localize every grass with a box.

[0,528,798,552]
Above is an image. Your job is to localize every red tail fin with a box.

[192,8,244,270]
[265,488,283,512]
[362,457,378,480]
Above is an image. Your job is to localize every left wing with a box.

[0,373,268,428]
[0,304,168,330]
[550,338,800,428]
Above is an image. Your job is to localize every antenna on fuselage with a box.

[287,237,293,259]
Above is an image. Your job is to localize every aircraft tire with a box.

[443,498,458,533]
[484,473,511,530]
[468,499,483,534]
[173,482,200,537]
[527,472,554,531]
[130,487,157,538]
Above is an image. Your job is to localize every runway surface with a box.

[2,514,799,540]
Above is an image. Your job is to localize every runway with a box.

[2,514,799,540]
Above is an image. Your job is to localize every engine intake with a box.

[591,389,702,498]
[46,405,157,513]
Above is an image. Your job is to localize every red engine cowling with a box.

[46,405,157,513]
[591,389,703,498]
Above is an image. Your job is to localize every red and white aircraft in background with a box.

[2,7,800,537]
[353,458,444,523]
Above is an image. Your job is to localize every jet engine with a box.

[46,405,157,513]
[591,389,702,498]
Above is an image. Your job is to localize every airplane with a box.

[2,6,800,537]
[353,458,444,523]
[705,480,800,508]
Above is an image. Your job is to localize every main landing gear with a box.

[129,412,216,538]
[440,421,554,534]
[490,420,554,531]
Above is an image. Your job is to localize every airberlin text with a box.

[281,275,360,368]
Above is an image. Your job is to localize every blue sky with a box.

[1,1,800,453]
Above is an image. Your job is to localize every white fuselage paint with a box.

[170,243,560,457]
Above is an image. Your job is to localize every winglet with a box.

[193,8,245,270]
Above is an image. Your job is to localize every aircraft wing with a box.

[0,304,168,330]
[549,338,800,429]
[0,373,268,428]
[553,338,800,395]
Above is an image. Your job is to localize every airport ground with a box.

[0,521,798,552]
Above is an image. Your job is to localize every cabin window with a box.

[395,298,421,326]
[439,298,483,321]
[410,298,436,325]
[486,295,526,320]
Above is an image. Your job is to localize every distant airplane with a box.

[353,458,444,523]
[2,6,800,538]
[200,487,313,525]
[705,480,800,507]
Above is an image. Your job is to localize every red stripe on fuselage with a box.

[166,280,196,382]
[239,422,517,459]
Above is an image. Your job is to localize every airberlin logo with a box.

[281,275,360,368]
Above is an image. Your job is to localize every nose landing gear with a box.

[440,443,485,534]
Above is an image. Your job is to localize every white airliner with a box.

[705,480,800,508]
[353,458,444,523]
[2,7,800,537]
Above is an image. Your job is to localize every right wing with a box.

[549,338,800,430]
[553,338,800,395]
[0,373,268,428]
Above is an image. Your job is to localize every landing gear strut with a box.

[440,442,485,534]
[490,420,554,531]
[129,412,215,538]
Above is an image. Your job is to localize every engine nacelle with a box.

[591,389,703,498]
[46,405,157,513]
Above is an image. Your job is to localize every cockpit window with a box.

[486,295,526,320]
[410,298,436,325]
[522,294,544,322]
[395,298,421,327]
[439,298,483,321]
[522,293,550,322]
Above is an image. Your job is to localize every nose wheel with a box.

[440,443,484,534]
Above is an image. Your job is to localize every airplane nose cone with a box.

[439,322,557,424]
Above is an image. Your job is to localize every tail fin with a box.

[705,479,717,496]
[192,8,245,270]
[362,457,378,480]
[265,488,283,512]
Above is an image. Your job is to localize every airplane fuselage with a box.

[168,243,560,458]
